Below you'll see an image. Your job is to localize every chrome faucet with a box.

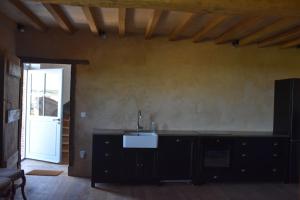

[137,110,143,132]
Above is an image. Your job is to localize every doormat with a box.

[26,170,63,176]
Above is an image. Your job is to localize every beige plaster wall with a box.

[16,28,300,177]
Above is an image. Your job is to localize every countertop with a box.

[93,128,288,138]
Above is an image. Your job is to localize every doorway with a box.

[21,63,71,168]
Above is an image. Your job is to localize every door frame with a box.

[20,57,89,175]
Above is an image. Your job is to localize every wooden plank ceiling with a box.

[1,0,300,48]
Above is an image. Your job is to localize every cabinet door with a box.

[158,136,193,180]
[0,54,21,168]
[122,149,157,182]
[122,149,138,182]
[292,80,300,140]
[192,138,204,184]
[288,141,300,183]
[273,79,292,137]
[136,150,157,182]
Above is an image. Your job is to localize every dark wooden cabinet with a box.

[273,79,300,140]
[158,136,193,180]
[193,136,289,183]
[92,134,289,186]
[92,135,158,186]
[288,141,300,183]
[273,79,300,182]
[91,135,123,186]
[232,137,289,182]
[123,149,158,182]
[273,79,294,138]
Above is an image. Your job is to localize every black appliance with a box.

[200,137,232,181]
[204,140,231,168]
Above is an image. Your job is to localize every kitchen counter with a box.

[93,128,288,138]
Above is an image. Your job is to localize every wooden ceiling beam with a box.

[118,8,126,37]
[281,37,300,48]
[43,3,75,33]
[259,26,300,47]
[145,10,163,39]
[239,17,300,46]
[82,6,100,35]
[193,15,228,43]
[215,16,266,44]
[9,0,47,31]
[169,13,198,41]
[32,0,300,17]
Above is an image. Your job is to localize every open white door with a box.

[25,69,63,163]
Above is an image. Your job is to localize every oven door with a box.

[202,137,232,181]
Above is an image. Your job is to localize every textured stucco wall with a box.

[16,28,300,177]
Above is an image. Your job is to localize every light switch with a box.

[80,150,86,159]
[80,112,87,118]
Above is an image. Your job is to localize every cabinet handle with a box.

[104,170,109,174]
[176,139,180,143]
[241,142,247,146]
[216,139,221,143]
[213,175,218,179]
[241,153,247,158]
[273,142,278,146]
[272,153,278,157]
[104,141,110,144]
[104,153,110,157]
[272,168,277,173]
[241,169,246,173]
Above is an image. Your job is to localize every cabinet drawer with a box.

[263,166,284,181]
[93,135,122,151]
[96,150,122,162]
[234,138,257,150]
[234,167,252,178]
[234,138,286,160]
[235,138,286,149]
[203,168,231,182]
[204,137,232,146]
[93,164,121,181]
[159,136,193,146]
[234,151,283,164]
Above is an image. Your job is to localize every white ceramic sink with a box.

[123,132,158,148]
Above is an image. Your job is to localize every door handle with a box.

[53,119,61,124]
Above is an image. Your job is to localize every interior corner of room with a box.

[0,0,300,199]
